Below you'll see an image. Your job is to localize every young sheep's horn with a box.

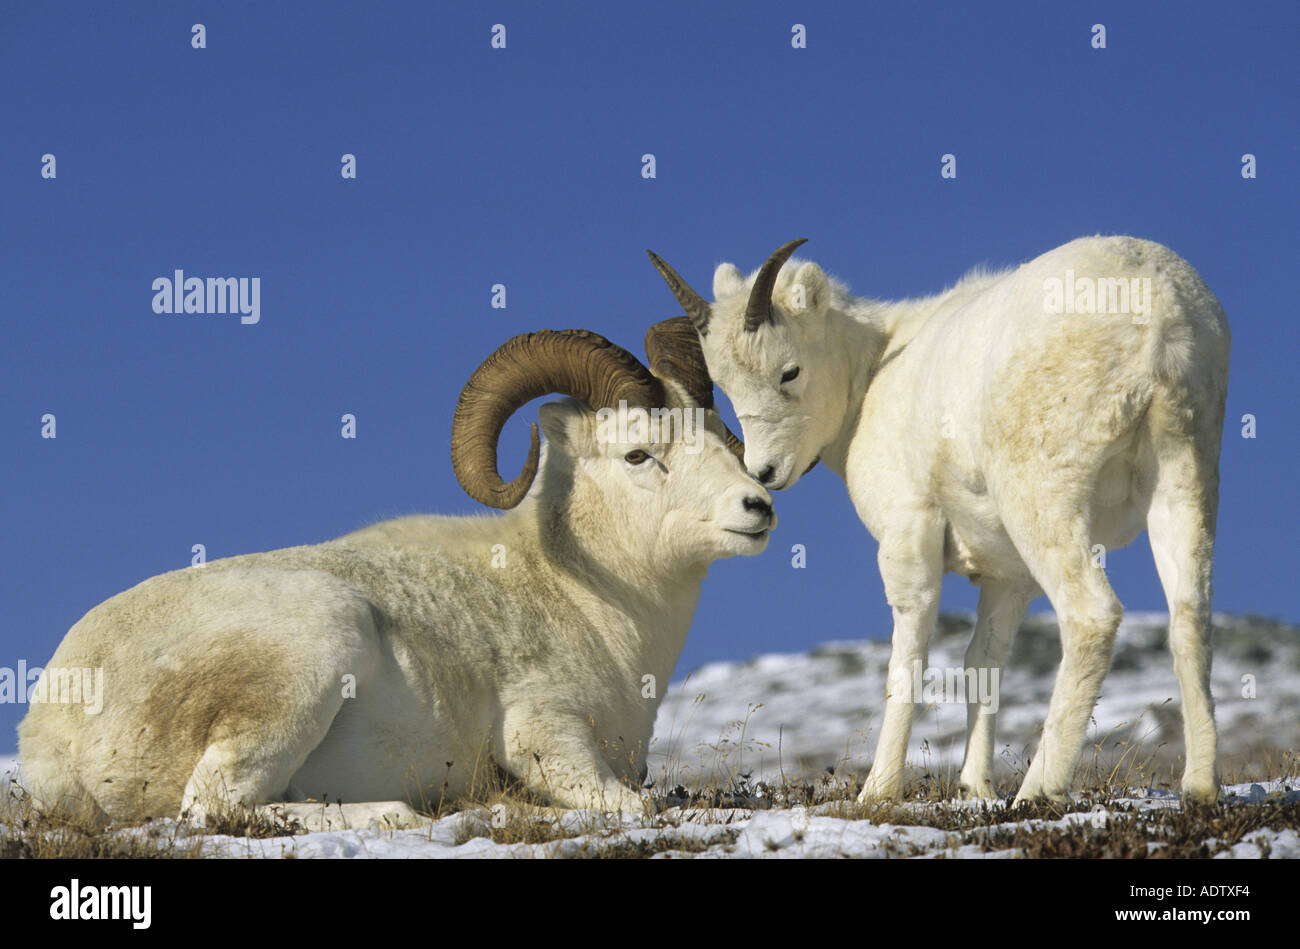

[646,250,713,336]
[743,238,808,333]
[452,330,665,509]
[644,316,746,463]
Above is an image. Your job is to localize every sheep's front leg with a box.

[500,707,649,813]
[857,515,945,803]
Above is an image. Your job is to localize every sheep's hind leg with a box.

[181,717,337,828]
[957,579,1035,799]
[1003,505,1123,806]
[175,592,381,827]
[179,669,356,827]
[1146,434,1221,804]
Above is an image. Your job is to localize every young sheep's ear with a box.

[712,263,745,300]
[786,261,831,316]
[538,400,594,457]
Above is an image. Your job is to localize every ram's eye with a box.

[781,367,801,384]
[624,449,650,465]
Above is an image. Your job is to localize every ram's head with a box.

[451,322,774,563]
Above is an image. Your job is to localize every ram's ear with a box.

[786,261,831,317]
[713,262,745,300]
[538,399,595,457]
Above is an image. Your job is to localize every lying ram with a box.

[649,236,1230,804]
[19,321,775,823]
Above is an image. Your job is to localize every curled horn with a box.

[451,330,664,509]
[646,249,713,336]
[743,238,808,333]
[644,317,746,463]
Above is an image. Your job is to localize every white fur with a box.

[695,235,1229,804]
[18,382,775,822]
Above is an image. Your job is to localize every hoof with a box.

[1180,781,1222,806]
[856,782,901,805]
[958,781,995,801]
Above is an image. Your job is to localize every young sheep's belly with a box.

[941,515,1030,582]
[940,453,1149,582]
[931,470,1026,581]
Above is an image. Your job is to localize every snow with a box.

[40,778,1278,859]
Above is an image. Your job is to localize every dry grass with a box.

[558,830,740,858]
[0,784,206,859]
[970,799,1300,858]
[200,803,307,839]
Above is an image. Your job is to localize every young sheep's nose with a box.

[757,465,776,485]
[743,495,773,520]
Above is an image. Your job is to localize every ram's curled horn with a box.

[644,316,746,463]
[743,238,808,333]
[646,249,713,336]
[452,329,665,509]
[643,316,716,409]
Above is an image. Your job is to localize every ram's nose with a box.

[743,494,774,521]
[742,494,776,531]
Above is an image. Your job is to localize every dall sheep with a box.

[648,236,1230,804]
[19,322,775,823]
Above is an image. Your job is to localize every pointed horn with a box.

[644,316,745,463]
[452,330,664,509]
[743,238,808,333]
[647,249,713,336]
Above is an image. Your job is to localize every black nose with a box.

[743,495,773,519]
[757,466,776,485]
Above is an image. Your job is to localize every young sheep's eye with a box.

[624,449,651,465]
[781,367,800,384]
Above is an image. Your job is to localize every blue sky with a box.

[2,1,1296,747]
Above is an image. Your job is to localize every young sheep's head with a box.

[451,324,775,565]
[648,239,842,491]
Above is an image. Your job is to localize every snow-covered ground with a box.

[2,612,1296,858]
[651,612,1300,788]
[149,779,1300,858]
[2,765,1293,859]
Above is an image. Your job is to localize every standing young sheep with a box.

[648,237,1230,804]
[19,322,775,824]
